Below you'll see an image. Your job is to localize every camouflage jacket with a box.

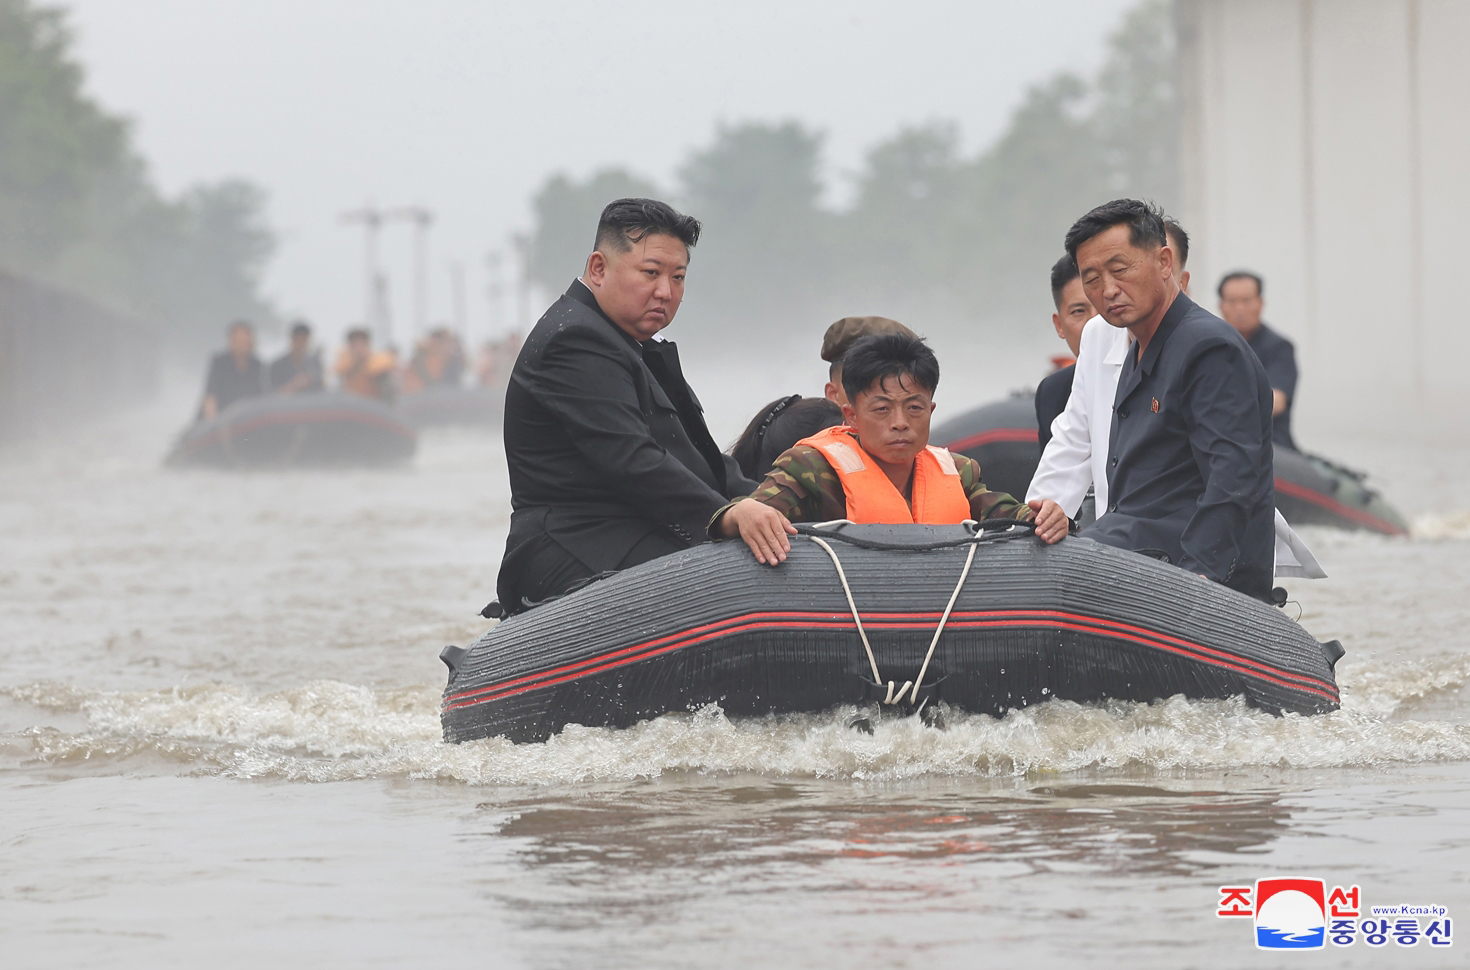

[707,444,1032,534]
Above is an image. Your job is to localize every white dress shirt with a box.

[1025,315,1326,579]
[1027,315,1128,517]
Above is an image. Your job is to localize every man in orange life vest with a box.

[712,332,1070,563]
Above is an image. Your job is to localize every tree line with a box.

[0,0,275,356]
[520,0,1178,352]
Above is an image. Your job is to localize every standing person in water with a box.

[1065,199,1275,601]
[494,198,762,615]
[1217,271,1299,450]
[198,320,265,421]
[714,332,1069,565]
[268,321,324,395]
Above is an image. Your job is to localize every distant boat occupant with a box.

[268,320,325,395]
[494,198,761,615]
[402,327,466,394]
[1217,270,1299,450]
[335,328,397,402]
[1034,254,1098,451]
[714,332,1069,564]
[1066,199,1275,601]
[198,319,264,421]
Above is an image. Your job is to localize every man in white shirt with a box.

[1026,219,1323,579]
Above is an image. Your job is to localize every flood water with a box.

[3,380,1469,968]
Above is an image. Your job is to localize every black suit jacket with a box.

[498,281,756,600]
[1034,364,1075,451]
[1083,292,1275,601]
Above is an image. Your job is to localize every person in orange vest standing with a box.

[712,332,1070,564]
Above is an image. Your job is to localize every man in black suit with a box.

[1034,254,1095,451]
[1066,199,1275,602]
[495,198,767,614]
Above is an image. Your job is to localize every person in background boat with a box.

[198,320,265,421]
[477,331,522,390]
[1065,199,1275,601]
[714,333,1069,564]
[1028,218,1192,520]
[268,321,324,395]
[821,316,916,407]
[335,328,398,402]
[401,327,466,394]
[1035,255,1097,451]
[1218,271,1298,450]
[494,198,761,614]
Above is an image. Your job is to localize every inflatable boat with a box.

[934,394,1408,536]
[167,392,417,468]
[440,522,1343,744]
[397,385,504,428]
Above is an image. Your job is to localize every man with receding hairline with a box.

[493,198,764,614]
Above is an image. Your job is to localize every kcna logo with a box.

[1217,878,1452,950]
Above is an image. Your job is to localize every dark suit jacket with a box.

[1083,292,1275,601]
[498,280,756,602]
[1034,364,1075,451]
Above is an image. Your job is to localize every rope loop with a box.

[806,532,980,710]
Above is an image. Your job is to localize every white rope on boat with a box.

[806,533,980,707]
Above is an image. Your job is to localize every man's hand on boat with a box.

[1028,498,1070,544]
[718,499,799,565]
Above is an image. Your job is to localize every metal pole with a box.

[387,206,434,339]
[340,205,383,336]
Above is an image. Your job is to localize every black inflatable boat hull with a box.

[935,395,1408,536]
[167,392,417,468]
[397,386,504,428]
[441,526,1342,744]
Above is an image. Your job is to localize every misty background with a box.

[2,0,1167,375]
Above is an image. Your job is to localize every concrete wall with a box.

[1177,0,1470,441]
[0,267,159,442]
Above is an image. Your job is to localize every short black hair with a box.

[1049,254,1080,309]
[593,198,701,255]
[1164,218,1190,269]
[840,332,940,405]
[1217,271,1264,299]
[729,395,842,481]
[346,327,370,341]
[290,320,311,338]
[1064,199,1167,268]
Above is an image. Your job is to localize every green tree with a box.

[0,0,278,355]
[520,168,662,294]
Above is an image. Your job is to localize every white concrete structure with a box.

[1177,0,1470,439]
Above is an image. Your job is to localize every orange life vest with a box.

[797,425,971,524]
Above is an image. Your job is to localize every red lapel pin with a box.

[1151,397,1159,413]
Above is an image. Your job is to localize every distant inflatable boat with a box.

[397,385,504,428]
[167,392,417,468]
[440,523,1343,744]
[933,394,1408,536]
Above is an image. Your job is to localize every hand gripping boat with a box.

[440,523,1344,744]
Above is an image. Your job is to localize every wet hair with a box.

[1064,199,1167,268]
[289,321,311,338]
[346,327,371,341]
[729,395,843,480]
[1217,270,1264,299]
[1049,254,1080,309]
[594,198,701,255]
[226,319,253,336]
[840,332,940,405]
[1164,218,1190,269]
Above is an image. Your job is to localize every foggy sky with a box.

[65,0,1135,350]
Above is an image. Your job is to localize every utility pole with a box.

[449,260,467,339]
[340,205,385,342]
[387,206,434,340]
[485,250,505,337]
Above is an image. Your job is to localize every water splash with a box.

[7,652,1470,785]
